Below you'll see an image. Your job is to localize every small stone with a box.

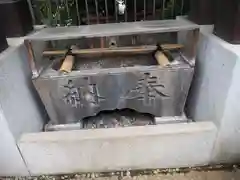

[179,172,185,176]
[74,174,80,179]
[126,171,131,177]
[143,175,148,179]
[191,167,197,170]
[91,173,95,178]
[111,172,115,175]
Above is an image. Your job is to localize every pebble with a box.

[179,172,185,176]
[126,171,131,177]
[91,173,95,178]
[75,174,80,178]
[233,165,238,169]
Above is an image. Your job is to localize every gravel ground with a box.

[2,165,240,180]
[3,171,240,180]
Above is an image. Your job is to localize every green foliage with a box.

[32,0,188,26]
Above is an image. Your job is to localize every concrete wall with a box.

[0,45,45,140]
[0,45,46,176]
[186,31,240,163]
[212,54,240,163]
[0,107,29,176]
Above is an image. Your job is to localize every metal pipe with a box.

[56,0,61,25]
[134,0,136,21]
[24,40,38,78]
[65,0,70,20]
[85,0,90,24]
[124,0,127,22]
[94,0,99,24]
[171,0,175,17]
[114,0,118,22]
[43,44,184,56]
[47,0,52,24]
[181,0,184,15]
[143,0,146,20]
[75,0,81,25]
[162,0,165,19]
[153,0,156,19]
[27,0,36,25]
[104,0,109,23]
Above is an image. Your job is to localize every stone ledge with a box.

[18,122,217,175]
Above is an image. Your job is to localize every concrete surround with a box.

[0,45,45,176]
[18,122,216,175]
[0,107,29,176]
[0,23,240,176]
[187,32,240,163]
